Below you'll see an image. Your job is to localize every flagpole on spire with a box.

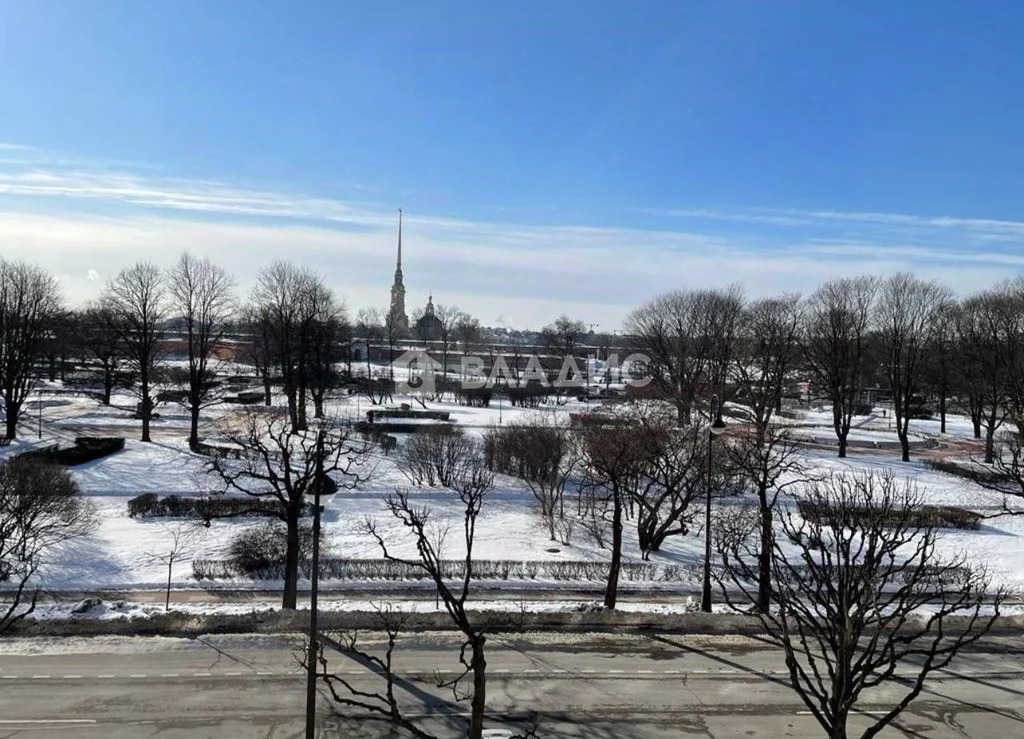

[397,208,403,270]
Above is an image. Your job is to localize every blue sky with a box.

[2,1,1024,327]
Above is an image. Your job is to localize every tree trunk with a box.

[102,368,113,406]
[468,636,487,739]
[165,559,173,611]
[140,370,151,443]
[4,405,18,440]
[604,490,623,609]
[838,433,847,459]
[189,403,200,451]
[262,374,272,407]
[297,382,308,431]
[939,393,948,434]
[898,430,910,462]
[984,425,996,465]
[757,503,773,613]
[286,385,298,429]
[282,516,300,609]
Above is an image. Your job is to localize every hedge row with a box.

[192,557,704,583]
[128,493,313,520]
[797,500,982,530]
[925,458,1011,486]
[17,436,124,466]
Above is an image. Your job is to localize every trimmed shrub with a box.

[225,521,328,577]
[797,500,982,531]
[127,494,315,521]
[190,557,696,583]
[925,458,1010,486]
[18,437,124,466]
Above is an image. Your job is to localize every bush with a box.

[925,459,1010,486]
[397,426,480,487]
[128,494,315,521]
[190,557,694,583]
[226,521,329,577]
[798,500,981,531]
[18,437,124,466]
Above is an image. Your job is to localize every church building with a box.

[388,209,442,341]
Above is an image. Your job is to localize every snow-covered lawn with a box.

[3,388,1023,598]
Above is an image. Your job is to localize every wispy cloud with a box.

[651,206,1024,243]
[1,146,1022,328]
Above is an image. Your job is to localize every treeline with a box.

[623,274,1024,463]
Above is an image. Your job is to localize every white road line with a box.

[96,675,115,679]
[30,675,50,679]
[0,716,98,720]
[223,672,242,677]
[256,671,274,676]
[160,673,179,678]
[129,674,146,679]
[63,675,83,679]
[193,672,211,677]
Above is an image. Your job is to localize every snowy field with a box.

[3,380,1023,605]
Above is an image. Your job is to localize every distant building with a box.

[415,294,444,341]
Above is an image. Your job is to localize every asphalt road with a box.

[0,632,1022,738]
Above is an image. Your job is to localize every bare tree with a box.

[485,415,580,541]
[579,422,647,608]
[348,442,495,738]
[723,424,804,611]
[0,459,96,633]
[920,297,960,434]
[77,302,131,406]
[206,410,372,608]
[167,253,235,450]
[241,303,275,406]
[396,426,480,488]
[629,420,708,560]
[355,307,385,378]
[625,286,743,425]
[802,276,878,458]
[0,260,62,440]
[718,470,1001,739]
[954,286,1018,463]
[103,262,167,442]
[874,273,953,461]
[252,262,317,430]
[146,522,202,611]
[733,294,802,433]
[434,303,465,391]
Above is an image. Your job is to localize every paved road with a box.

[0,632,1021,737]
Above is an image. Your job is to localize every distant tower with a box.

[389,209,409,329]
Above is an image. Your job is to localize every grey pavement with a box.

[0,632,1022,737]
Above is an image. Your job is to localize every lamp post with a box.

[305,427,326,739]
[701,394,727,613]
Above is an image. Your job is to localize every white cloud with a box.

[0,153,1022,328]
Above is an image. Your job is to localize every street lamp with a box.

[305,426,335,738]
[701,394,727,613]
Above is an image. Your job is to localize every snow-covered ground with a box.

[3,378,1023,603]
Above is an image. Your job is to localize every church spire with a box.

[395,208,403,277]
[389,208,409,329]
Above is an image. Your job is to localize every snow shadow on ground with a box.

[41,534,129,587]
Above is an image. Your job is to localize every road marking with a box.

[30,675,51,679]
[63,675,83,679]
[160,673,179,678]
[0,716,97,720]
[129,674,146,679]
[223,672,242,677]
[96,675,115,679]
[193,672,211,677]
